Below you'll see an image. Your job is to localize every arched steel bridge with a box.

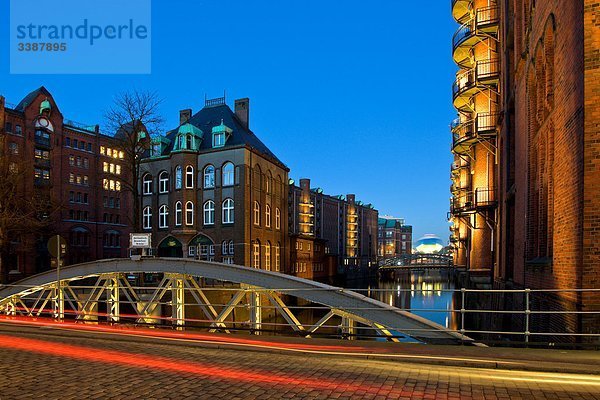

[0,258,473,345]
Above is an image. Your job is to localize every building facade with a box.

[139,97,289,272]
[0,87,131,283]
[377,216,412,260]
[450,1,600,334]
[288,178,378,279]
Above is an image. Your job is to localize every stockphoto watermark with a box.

[10,0,151,74]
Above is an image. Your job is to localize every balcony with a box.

[452,6,499,67]
[451,0,472,24]
[451,112,500,155]
[450,159,470,176]
[34,136,51,148]
[451,188,497,216]
[452,59,500,110]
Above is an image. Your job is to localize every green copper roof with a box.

[40,99,51,114]
[178,123,204,137]
[212,120,233,134]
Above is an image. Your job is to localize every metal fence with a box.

[0,281,598,347]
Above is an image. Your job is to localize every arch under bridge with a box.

[0,258,473,345]
[379,253,454,270]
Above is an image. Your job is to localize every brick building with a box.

[450,1,600,335]
[0,87,131,283]
[288,178,379,279]
[139,97,289,272]
[377,216,412,260]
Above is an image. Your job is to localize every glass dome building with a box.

[414,234,444,254]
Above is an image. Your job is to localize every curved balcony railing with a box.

[452,59,500,102]
[451,0,472,24]
[451,112,500,154]
[451,188,497,215]
[452,6,499,63]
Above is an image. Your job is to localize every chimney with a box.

[180,109,192,125]
[234,98,250,129]
[346,194,355,204]
[300,178,311,197]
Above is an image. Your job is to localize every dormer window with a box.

[186,134,193,149]
[212,120,232,148]
[174,123,203,152]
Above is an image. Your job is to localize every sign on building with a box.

[130,233,152,249]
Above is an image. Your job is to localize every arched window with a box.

[253,240,261,269]
[186,134,193,150]
[143,206,152,229]
[275,243,280,271]
[159,171,169,193]
[222,162,234,186]
[265,204,271,228]
[203,200,215,225]
[185,165,194,189]
[229,240,235,255]
[222,240,228,255]
[159,205,168,228]
[275,208,281,230]
[265,241,271,271]
[266,171,272,193]
[203,165,215,188]
[222,198,234,224]
[185,201,194,225]
[142,174,153,195]
[175,165,182,189]
[253,201,260,226]
[175,201,182,226]
[103,230,121,248]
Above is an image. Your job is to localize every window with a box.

[175,201,182,226]
[275,208,281,230]
[143,207,152,229]
[265,205,271,228]
[222,240,228,255]
[185,201,194,226]
[15,125,22,135]
[143,174,153,195]
[175,165,182,189]
[222,162,234,186]
[229,240,235,255]
[203,165,215,188]
[265,242,271,271]
[203,200,215,225]
[87,143,92,152]
[9,142,18,155]
[159,205,168,228]
[186,134,193,150]
[83,158,89,169]
[100,146,105,155]
[159,171,169,193]
[253,240,261,269]
[275,243,280,272]
[5,122,12,133]
[188,246,196,257]
[222,198,234,224]
[185,165,194,188]
[83,175,89,186]
[69,155,75,166]
[253,201,260,226]
[213,132,225,147]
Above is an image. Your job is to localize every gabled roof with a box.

[15,86,53,112]
[162,104,287,169]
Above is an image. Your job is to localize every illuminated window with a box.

[175,166,182,189]
[115,181,121,191]
[119,151,124,159]
[222,162,234,186]
[185,201,194,225]
[275,243,280,271]
[103,178,109,190]
[265,241,271,271]
[103,162,109,172]
[253,240,261,269]
[159,205,168,228]
[265,204,271,228]
[203,200,215,225]
[143,206,152,229]
[222,198,234,224]
[100,146,105,155]
[275,208,281,230]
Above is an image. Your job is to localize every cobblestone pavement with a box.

[0,324,599,400]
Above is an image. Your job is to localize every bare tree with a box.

[0,135,54,283]
[105,90,163,232]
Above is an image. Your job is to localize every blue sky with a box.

[1,1,458,242]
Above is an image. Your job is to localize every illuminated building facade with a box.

[139,97,289,271]
[0,87,131,283]
[449,0,500,277]
[288,178,378,278]
[377,217,412,259]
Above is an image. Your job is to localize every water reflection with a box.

[360,270,459,330]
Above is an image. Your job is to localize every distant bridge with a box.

[379,254,454,270]
[0,258,474,345]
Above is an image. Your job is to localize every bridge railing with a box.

[0,280,598,347]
